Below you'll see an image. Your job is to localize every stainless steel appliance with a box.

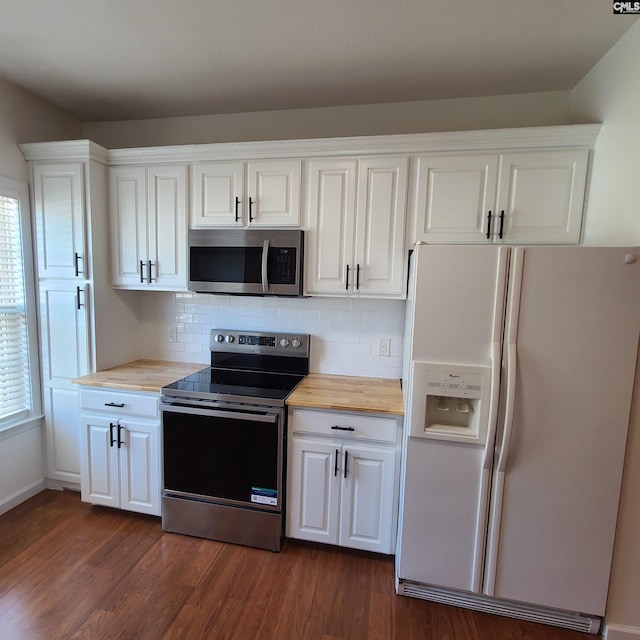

[160,329,309,552]
[188,228,304,296]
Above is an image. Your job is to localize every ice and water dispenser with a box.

[409,362,492,443]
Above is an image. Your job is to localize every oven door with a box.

[161,400,284,512]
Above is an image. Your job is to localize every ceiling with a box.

[0,0,636,123]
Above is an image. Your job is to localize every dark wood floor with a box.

[0,490,595,640]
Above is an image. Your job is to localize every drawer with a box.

[80,388,159,418]
[291,409,398,444]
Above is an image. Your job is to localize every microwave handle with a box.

[261,239,270,293]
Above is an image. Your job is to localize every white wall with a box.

[570,20,640,639]
[0,77,81,181]
[83,91,574,148]
[0,76,82,511]
[139,292,405,379]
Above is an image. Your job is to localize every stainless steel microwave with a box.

[188,229,304,296]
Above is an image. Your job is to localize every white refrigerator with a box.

[396,244,640,633]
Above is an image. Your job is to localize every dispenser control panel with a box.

[426,371,484,399]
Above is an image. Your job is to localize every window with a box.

[0,177,40,429]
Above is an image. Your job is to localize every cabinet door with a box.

[496,150,588,244]
[191,162,244,227]
[80,415,120,508]
[340,444,396,553]
[247,159,301,226]
[39,281,90,483]
[412,154,499,244]
[304,159,357,295]
[32,163,86,279]
[287,438,340,544]
[354,157,408,296]
[118,419,160,516]
[110,166,147,286]
[147,165,187,289]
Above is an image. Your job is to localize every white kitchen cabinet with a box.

[287,408,401,554]
[79,388,161,516]
[32,163,87,279]
[21,142,141,488]
[110,164,187,290]
[305,156,408,298]
[38,281,90,484]
[411,149,589,245]
[191,159,301,227]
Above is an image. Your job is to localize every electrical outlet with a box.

[378,337,390,357]
[168,326,177,343]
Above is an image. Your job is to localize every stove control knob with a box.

[225,335,235,343]
[291,338,302,349]
[214,334,224,343]
[279,338,290,347]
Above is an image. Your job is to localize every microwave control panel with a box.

[270,248,297,284]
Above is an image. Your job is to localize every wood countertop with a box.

[286,373,404,416]
[72,359,205,394]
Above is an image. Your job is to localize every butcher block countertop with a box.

[72,359,204,394]
[287,373,404,416]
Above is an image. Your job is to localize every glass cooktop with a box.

[162,367,305,403]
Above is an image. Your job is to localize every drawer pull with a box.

[105,402,125,408]
[331,425,355,432]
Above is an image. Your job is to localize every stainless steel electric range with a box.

[160,329,309,552]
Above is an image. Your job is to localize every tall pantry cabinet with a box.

[21,141,141,487]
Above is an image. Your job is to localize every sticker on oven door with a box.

[251,487,278,506]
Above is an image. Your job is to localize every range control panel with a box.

[210,329,309,356]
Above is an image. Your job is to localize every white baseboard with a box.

[45,478,80,492]
[604,623,640,640]
[0,479,46,516]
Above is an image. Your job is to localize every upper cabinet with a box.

[305,156,408,298]
[191,159,301,228]
[110,164,187,290]
[32,163,87,279]
[410,148,589,245]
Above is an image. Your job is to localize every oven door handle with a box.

[261,239,270,294]
[160,402,278,423]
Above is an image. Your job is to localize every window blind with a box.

[0,194,32,422]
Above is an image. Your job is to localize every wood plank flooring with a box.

[0,490,596,640]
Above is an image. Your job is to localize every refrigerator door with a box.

[397,244,508,593]
[484,247,640,615]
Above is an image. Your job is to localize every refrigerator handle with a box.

[482,341,503,471]
[496,342,517,473]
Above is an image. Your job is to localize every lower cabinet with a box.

[79,388,161,516]
[287,408,401,554]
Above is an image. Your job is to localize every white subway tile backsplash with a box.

[140,293,406,378]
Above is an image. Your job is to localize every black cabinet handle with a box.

[235,196,241,222]
[109,422,116,447]
[104,402,125,408]
[345,264,350,290]
[74,252,81,277]
[344,450,348,479]
[499,210,505,239]
[139,260,145,284]
[334,449,339,477]
[331,425,355,432]
[486,211,493,240]
[117,423,124,449]
[249,197,254,222]
[76,286,84,310]
[148,260,153,283]
[356,264,360,290]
